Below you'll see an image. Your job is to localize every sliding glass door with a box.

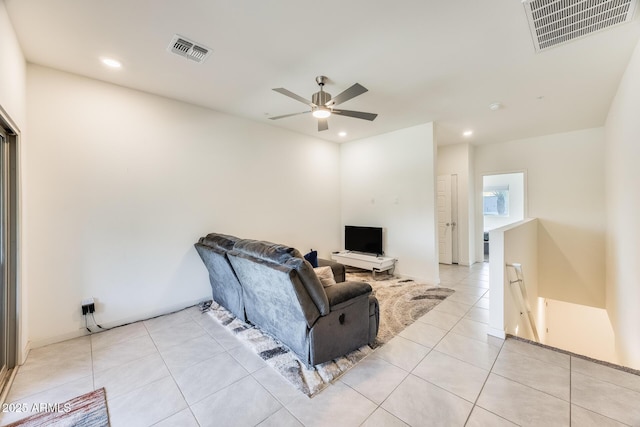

[0,128,7,388]
[0,125,17,392]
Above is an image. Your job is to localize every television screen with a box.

[345,226,383,256]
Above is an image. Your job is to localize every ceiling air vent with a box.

[167,34,212,63]
[524,0,638,52]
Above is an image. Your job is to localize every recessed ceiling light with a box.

[489,102,501,111]
[338,131,347,137]
[463,130,473,137]
[101,58,122,69]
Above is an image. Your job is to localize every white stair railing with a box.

[506,263,539,342]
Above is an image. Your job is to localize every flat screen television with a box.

[345,226,383,256]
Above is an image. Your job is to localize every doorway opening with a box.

[482,172,525,261]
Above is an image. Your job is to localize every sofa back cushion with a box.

[194,241,246,321]
[227,251,317,357]
[232,239,303,263]
[232,239,330,316]
[199,233,240,252]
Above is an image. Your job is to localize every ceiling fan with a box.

[269,76,378,132]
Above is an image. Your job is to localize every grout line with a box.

[90,336,95,393]
[146,311,242,426]
[352,355,413,407]
[357,407,406,427]
[126,316,195,426]
[569,354,572,426]
[407,267,501,423]
[448,264,505,426]
[327,381,379,426]
[570,402,634,426]
[463,336,507,426]
[488,371,569,403]
[509,334,640,379]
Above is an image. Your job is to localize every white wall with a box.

[437,143,474,265]
[468,144,476,264]
[488,219,539,341]
[543,299,617,364]
[25,65,341,347]
[475,128,606,308]
[0,0,28,361]
[341,123,439,283]
[605,38,640,370]
[0,1,25,129]
[483,172,525,231]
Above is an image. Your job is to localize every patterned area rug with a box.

[346,268,455,346]
[5,388,109,427]
[207,271,454,397]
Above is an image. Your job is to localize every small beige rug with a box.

[207,271,454,397]
[5,387,109,427]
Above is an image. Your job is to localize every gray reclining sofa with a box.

[194,233,246,321]
[194,233,379,367]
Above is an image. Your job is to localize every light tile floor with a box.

[2,262,640,426]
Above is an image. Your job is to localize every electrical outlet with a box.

[81,297,95,315]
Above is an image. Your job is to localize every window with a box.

[483,186,509,216]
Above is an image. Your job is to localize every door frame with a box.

[0,105,20,397]
[477,169,528,262]
[451,174,459,264]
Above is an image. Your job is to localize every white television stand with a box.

[331,251,397,277]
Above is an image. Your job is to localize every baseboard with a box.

[507,334,640,376]
[28,297,208,350]
[487,327,506,339]
[29,330,87,352]
[19,341,31,365]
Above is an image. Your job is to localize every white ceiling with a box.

[5,0,640,145]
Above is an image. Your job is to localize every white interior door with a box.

[437,175,452,264]
[451,174,459,264]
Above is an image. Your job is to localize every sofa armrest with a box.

[324,281,372,311]
[318,258,345,282]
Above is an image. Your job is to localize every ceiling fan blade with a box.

[326,83,368,106]
[268,111,310,120]
[318,118,329,131]
[332,109,378,121]
[272,88,316,107]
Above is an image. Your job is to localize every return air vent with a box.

[524,0,638,52]
[167,34,212,63]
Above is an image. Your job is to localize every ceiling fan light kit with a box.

[270,75,378,132]
[312,108,331,119]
